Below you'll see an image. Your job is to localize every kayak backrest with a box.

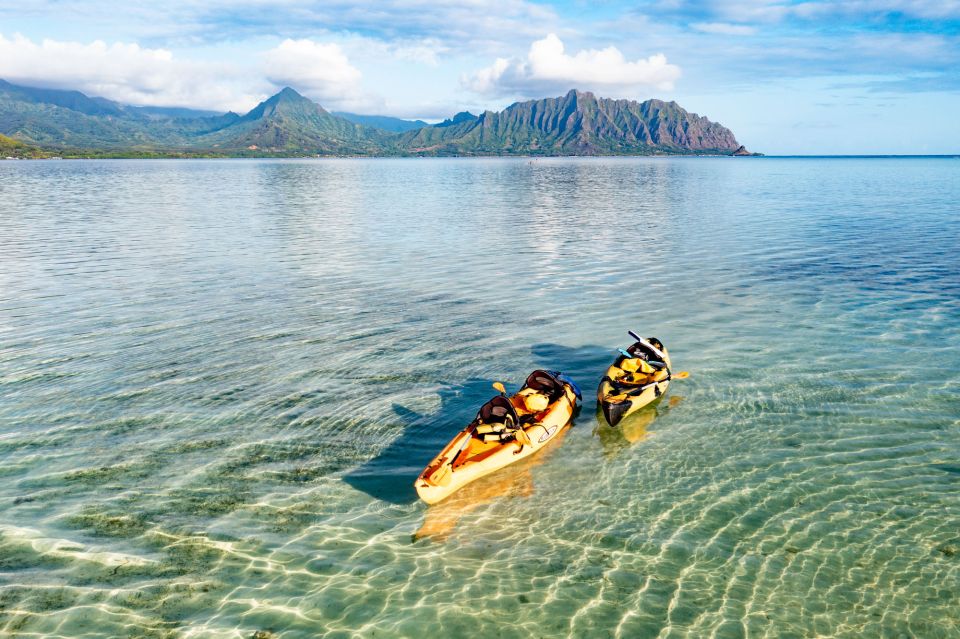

[523,369,565,402]
[627,337,665,362]
[476,395,519,428]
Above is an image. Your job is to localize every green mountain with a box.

[0,79,124,116]
[128,105,225,120]
[0,80,750,156]
[398,90,741,155]
[0,80,241,150]
[195,87,389,153]
[333,112,427,133]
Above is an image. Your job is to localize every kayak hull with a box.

[598,347,672,427]
[415,383,578,505]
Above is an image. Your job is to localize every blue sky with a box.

[1,0,958,153]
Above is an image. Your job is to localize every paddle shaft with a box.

[627,331,668,361]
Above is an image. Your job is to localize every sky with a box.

[0,0,958,154]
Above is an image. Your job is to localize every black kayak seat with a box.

[476,395,519,428]
[627,337,665,363]
[524,369,565,401]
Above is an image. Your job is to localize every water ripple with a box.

[1,158,958,638]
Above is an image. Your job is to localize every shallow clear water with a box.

[1,157,958,638]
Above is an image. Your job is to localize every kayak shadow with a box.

[529,342,612,411]
[341,378,495,504]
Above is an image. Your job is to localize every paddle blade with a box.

[672,371,690,379]
[492,382,506,395]
[516,429,533,447]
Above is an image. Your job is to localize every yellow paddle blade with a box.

[672,371,690,379]
[426,463,452,487]
[516,429,533,447]
[492,382,506,394]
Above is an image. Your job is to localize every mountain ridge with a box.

[0,81,754,157]
[332,111,428,133]
[399,90,742,155]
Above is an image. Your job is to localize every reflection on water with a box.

[594,396,685,458]
[415,428,568,542]
[1,157,959,638]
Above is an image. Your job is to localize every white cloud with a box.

[799,0,960,20]
[0,1,564,52]
[0,33,388,113]
[463,34,681,98]
[707,1,794,23]
[688,0,960,23]
[692,22,757,36]
[338,35,450,67]
[262,38,382,111]
[387,38,449,66]
[0,32,260,112]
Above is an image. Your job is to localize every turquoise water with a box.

[1,157,958,638]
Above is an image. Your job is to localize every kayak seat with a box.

[471,395,523,444]
[477,395,519,428]
[627,337,666,363]
[475,423,505,435]
[523,370,565,402]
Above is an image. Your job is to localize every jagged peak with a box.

[568,88,596,100]
[259,87,312,107]
[275,86,305,100]
[436,111,477,127]
[239,87,326,122]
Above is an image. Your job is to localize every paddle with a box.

[627,330,668,361]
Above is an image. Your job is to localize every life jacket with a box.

[620,358,657,374]
[516,388,549,413]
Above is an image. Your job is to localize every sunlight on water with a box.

[1,158,958,638]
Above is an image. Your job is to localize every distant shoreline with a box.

[4,154,958,161]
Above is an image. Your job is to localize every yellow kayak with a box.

[597,334,674,427]
[415,370,581,505]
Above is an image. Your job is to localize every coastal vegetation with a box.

[0,133,46,159]
[0,80,753,158]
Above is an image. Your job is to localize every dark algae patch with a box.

[66,508,152,538]
[935,544,957,558]
[64,462,152,484]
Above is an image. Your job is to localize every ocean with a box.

[1,157,958,638]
